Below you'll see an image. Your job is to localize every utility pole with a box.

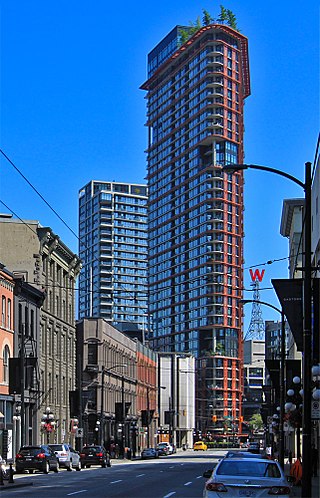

[100,366,105,446]
[146,387,150,447]
[20,323,25,447]
[121,375,125,457]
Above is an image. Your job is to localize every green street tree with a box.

[248,413,264,432]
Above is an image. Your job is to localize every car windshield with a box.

[158,443,167,447]
[49,445,64,451]
[217,461,281,478]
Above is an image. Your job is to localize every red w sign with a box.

[249,268,265,282]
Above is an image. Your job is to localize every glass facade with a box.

[142,24,250,430]
[78,181,148,331]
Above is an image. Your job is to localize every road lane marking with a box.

[184,482,192,486]
[110,480,123,484]
[163,493,176,498]
[67,491,87,496]
[136,474,145,477]
[196,475,202,479]
[169,466,174,468]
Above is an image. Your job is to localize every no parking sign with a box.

[311,400,320,419]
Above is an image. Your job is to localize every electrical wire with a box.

[0,149,80,241]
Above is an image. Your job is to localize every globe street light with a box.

[41,407,56,444]
[225,161,312,497]
[241,299,285,469]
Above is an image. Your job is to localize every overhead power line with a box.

[0,148,79,241]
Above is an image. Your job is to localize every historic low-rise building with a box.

[0,215,81,444]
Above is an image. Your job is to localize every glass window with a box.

[1,296,6,327]
[3,345,10,383]
[7,299,12,329]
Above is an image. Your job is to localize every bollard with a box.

[9,463,14,483]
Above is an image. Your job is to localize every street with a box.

[1,450,222,498]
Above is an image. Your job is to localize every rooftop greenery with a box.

[179,5,239,44]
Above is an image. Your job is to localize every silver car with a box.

[203,457,293,497]
[48,444,81,471]
[141,448,159,459]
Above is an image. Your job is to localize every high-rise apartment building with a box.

[78,181,148,332]
[141,23,250,431]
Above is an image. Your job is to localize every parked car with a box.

[202,457,294,497]
[193,440,207,451]
[48,443,81,471]
[80,445,111,468]
[141,447,159,459]
[156,442,173,455]
[247,441,261,454]
[15,445,59,474]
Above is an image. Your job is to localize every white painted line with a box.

[163,493,176,498]
[196,475,202,479]
[110,480,123,484]
[184,481,192,486]
[169,465,174,468]
[67,491,87,496]
[136,474,145,477]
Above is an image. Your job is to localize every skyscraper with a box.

[141,22,250,431]
[78,181,148,333]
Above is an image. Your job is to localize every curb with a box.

[0,481,34,492]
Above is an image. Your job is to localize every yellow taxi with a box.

[193,440,207,451]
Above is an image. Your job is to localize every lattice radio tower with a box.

[244,271,265,341]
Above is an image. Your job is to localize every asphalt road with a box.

[1,450,222,498]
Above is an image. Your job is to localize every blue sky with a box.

[0,0,319,328]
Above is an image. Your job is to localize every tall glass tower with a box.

[141,23,250,431]
[78,181,148,332]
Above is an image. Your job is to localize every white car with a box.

[156,442,173,455]
[203,457,294,497]
[48,444,81,471]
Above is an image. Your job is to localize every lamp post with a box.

[40,407,56,444]
[225,162,312,497]
[241,299,285,469]
[285,376,303,460]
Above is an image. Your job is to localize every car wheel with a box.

[43,461,49,474]
[29,469,34,474]
[76,461,81,471]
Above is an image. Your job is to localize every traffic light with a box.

[212,415,217,423]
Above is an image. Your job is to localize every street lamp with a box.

[225,162,312,497]
[241,299,285,469]
[40,407,56,444]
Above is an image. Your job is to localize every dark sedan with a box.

[15,445,59,474]
[80,445,111,468]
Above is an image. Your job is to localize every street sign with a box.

[76,428,84,437]
[311,400,320,420]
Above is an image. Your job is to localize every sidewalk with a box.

[284,462,319,497]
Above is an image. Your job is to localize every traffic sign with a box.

[311,401,320,420]
[76,428,84,437]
